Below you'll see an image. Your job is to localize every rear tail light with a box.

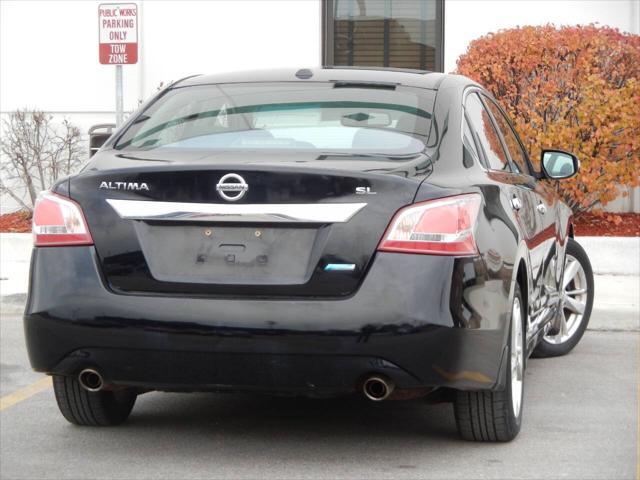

[378,194,482,256]
[32,192,93,246]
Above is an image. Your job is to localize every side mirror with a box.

[88,124,116,157]
[541,149,579,180]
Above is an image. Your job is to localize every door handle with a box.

[536,203,547,214]
[511,195,522,211]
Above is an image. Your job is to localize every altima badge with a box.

[216,173,248,201]
[99,181,149,191]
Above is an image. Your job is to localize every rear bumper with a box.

[24,247,509,394]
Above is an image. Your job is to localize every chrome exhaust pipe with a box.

[78,368,104,392]
[363,375,395,401]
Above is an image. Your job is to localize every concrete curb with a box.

[577,236,640,276]
[590,306,639,331]
[589,274,639,331]
[0,294,26,315]
[0,232,32,259]
[0,233,32,297]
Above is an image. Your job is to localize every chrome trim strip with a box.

[106,199,367,223]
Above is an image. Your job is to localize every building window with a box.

[323,0,444,72]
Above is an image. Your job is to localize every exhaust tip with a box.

[363,376,394,401]
[78,368,104,392]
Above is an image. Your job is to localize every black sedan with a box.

[25,67,594,441]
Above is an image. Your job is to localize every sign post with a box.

[98,3,138,127]
[115,65,123,127]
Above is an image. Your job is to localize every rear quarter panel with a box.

[417,77,531,353]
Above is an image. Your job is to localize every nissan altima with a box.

[25,67,594,441]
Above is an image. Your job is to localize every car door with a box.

[463,92,543,309]
[481,94,559,327]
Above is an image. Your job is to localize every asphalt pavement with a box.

[0,311,637,480]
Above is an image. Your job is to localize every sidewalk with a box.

[1,233,638,330]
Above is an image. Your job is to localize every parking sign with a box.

[98,3,138,65]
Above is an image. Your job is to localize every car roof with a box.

[176,67,451,91]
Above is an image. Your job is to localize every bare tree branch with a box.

[0,179,32,211]
[1,109,85,212]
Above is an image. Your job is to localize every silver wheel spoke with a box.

[564,295,585,315]
[558,314,569,338]
[562,259,580,289]
[565,288,588,295]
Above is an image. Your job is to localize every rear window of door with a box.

[464,92,510,171]
[483,96,532,175]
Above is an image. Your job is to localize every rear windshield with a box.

[115,82,435,155]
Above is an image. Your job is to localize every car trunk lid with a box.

[70,151,430,297]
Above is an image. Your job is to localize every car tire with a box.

[453,284,524,442]
[533,238,594,358]
[53,375,136,426]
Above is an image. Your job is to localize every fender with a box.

[510,241,538,356]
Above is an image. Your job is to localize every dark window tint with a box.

[464,93,510,171]
[323,0,444,71]
[483,97,531,175]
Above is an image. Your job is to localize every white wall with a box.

[444,0,640,73]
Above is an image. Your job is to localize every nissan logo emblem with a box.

[216,173,248,201]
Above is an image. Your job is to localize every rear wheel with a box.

[533,238,594,358]
[454,284,524,442]
[53,375,136,426]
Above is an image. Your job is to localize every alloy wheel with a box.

[544,254,588,345]
[511,296,524,417]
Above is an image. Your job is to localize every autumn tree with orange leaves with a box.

[456,25,639,213]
